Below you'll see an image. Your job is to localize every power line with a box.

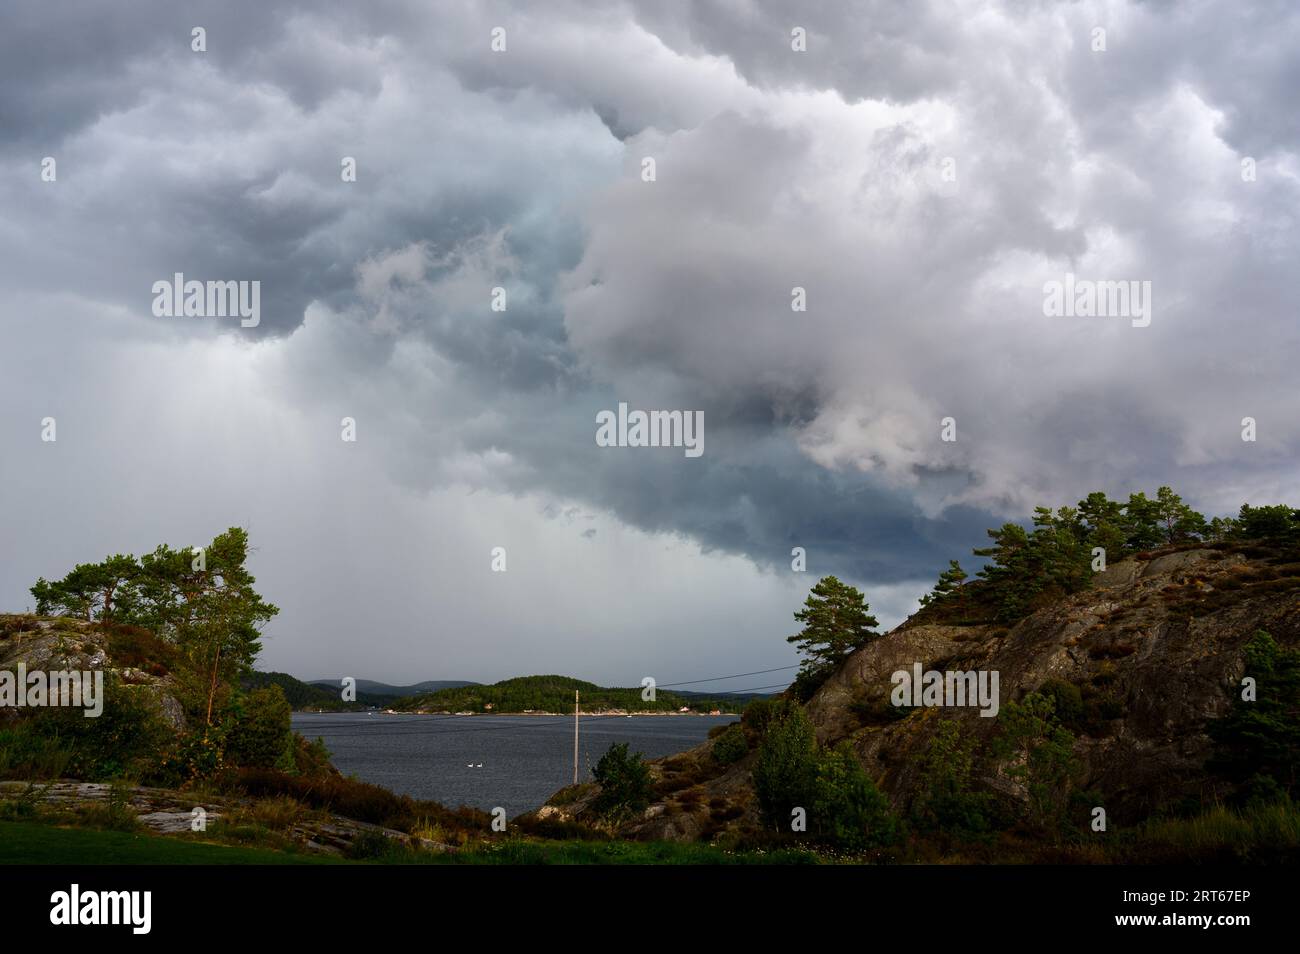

[657,665,797,688]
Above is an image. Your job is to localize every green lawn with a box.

[0,821,342,865]
[407,840,822,865]
[0,820,823,865]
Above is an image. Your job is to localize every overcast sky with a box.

[1,1,1297,688]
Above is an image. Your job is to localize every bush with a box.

[1207,630,1300,802]
[345,829,401,860]
[752,704,819,831]
[227,767,489,836]
[812,742,900,850]
[910,719,994,837]
[1038,679,1085,727]
[224,685,293,769]
[591,742,653,820]
[291,733,334,778]
[741,696,800,741]
[76,781,142,832]
[711,724,748,765]
[106,625,180,677]
[991,692,1079,834]
[33,675,174,781]
[0,724,73,779]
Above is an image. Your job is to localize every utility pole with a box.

[573,690,580,785]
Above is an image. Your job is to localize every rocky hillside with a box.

[0,615,185,731]
[533,542,1300,842]
[807,545,1298,821]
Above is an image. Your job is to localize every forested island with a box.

[390,674,754,715]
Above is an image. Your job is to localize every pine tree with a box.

[920,560,968,609]
[787,576,879,682]
[1154,486,1207,543]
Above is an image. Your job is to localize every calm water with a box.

[292,712,738,817]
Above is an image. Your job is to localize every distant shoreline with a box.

[294,709,739,718]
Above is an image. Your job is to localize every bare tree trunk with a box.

[205,644,222,727]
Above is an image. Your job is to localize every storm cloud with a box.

[1,0,1296,684]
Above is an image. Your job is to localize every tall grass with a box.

[1130,800,1300,863]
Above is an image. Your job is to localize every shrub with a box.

[227,767,489,836]
[812,742,900,850]
[910,719,993,837]
[233,794,304,831]
[591,742,653,820]
[1038,679,1085,727]
[76,781,141,832]
[106,625,180,676]
[345,829,400,860]
[752,704,819,831]
[1207,630,1300,802]
[741,696,801,741]
[33,675,174,781]
[290,733,334,778]
[991,692,1079,835]
[0,724,73,779]
[711,724,748,765]
[224,685,294,769]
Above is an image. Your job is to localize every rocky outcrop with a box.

[806,547,1297,821]
[0,616,186,731]
[0,780,450,855]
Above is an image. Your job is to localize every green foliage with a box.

[291,733,334,778]
[787,576,879,692]
[811,742,899,850]
[935,487,1230,625]
[75,781,141,832]
[1037,679,1085,727]
[1153,486,1209,544]
[919,560,968,611]
[243,671,361,711]
[740,696,791,742]
[345,829,399,860]
[0,726,73,779]
[710,723,748,765]
[1207,630,1300,802]
[991,692,1079,834]
[224,685,294,770]
[1236,504,1300,544]
[106,625,179,676]
[591,742,654,820]
[910,719,993,837]
[29,528,280,732]
[31,554,138,622]
[752,703,819,830]
[32,676,173,781]
[163,726,228,782]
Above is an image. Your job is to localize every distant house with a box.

[708,709,722,716]
[678,706,690,713]
[484,703,494,710]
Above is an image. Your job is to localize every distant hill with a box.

[308,678,479,704]
[244,671,364,711]
[391,674,759,714]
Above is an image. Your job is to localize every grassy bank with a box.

[0,819,821,865]
[0,820,342,865]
